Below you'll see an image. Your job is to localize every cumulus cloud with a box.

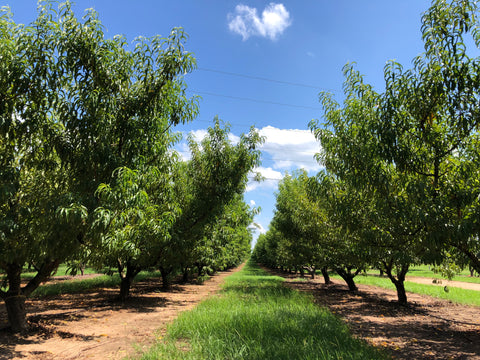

[188,129,208,142]
[176,126,321,191]
[246,166,283,192]
[258,126,321,171]
[228,3,292,41]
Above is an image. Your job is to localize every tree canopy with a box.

[0,1,198,332]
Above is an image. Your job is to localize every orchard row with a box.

[253,0,480,305]
[0,2,262,332]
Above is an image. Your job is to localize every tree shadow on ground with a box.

[271,271,480,360]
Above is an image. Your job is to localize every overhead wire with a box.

[188,89,322,111]
[197,67,339,92]
[185,66,341,111]
[181,66,325,174]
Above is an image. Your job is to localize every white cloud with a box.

[228,133,240,144]
[228,3,292,41]
[249,199,256,206]
[186,129,239,144]
[258,126,321,171]
[176,125,322,191]
[188,129,208,142]
[246,166,283,192]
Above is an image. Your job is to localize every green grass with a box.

[336,274,480,307]
[366,265,480,284]
[2,264,100,281]
[407,265,480,284]
[135,261,388,360]
[23,270,161,298]
[30,274,120,298]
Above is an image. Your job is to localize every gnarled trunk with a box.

[1,260,60,333]
[2,263,25,333]
[117,260,141,301]
[382,260,409,305]
[5,295,27,333]
[321,266,331,284]
[336,267,359,291]
[119,276,133,301]
[160,266,173,290]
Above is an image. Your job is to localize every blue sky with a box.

[7,0,433,242]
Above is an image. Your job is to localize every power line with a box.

[197,67,339,93]
[189,89,322,111]
[179,119,318,133]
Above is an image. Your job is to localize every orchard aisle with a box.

[0,264,244,360]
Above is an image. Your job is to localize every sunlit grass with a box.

[30,274,119,297]
[366,265,480,284]
[17,264,99,280]
[407,265,480,284]
[20,271,161,298]
[135,261,388,360]
[338,275,480,307]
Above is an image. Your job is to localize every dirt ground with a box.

[1,266,479,360]
[276,271,480,360]
[0,265,243,360]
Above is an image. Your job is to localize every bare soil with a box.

[0,265,243,360]
[272,270,480,360]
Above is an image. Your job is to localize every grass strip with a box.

[136,261,387,360]
[366,265,480,285]
[407,266,480,284]
[29,271,161,298]
[346,275,480,307]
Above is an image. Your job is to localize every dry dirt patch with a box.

[0,265,243,360]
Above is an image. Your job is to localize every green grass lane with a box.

[136,261,388,360]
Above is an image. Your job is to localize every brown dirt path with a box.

[270,270,480,360]
[0,264,244,360]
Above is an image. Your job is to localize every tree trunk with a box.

[336,268,358,291]
[321,267,331,284]
[5,295,27,333]
[119,276,132,301]
[382,260,409,305]
[2,263,27,333]
[1,260,60,333]
[394,281,407,305]
[160,266,173,290]
[182,266,190,283]
[118,263,140,301]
